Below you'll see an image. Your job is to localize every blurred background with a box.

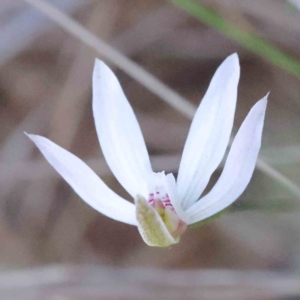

[1,0,300,299]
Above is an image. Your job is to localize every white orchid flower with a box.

[26,53,268,247]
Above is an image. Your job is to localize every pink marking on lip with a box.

[148,192,175,211]
[162,194,175,211]
[147,190,187,238]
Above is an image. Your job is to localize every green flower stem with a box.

[170,0,300,80]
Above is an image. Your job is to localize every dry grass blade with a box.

[0,265,300,299]
[23,0,195,119]
[22,0,300,200]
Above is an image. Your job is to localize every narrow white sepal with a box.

[135,195,178,247]
[93,60,152,198]
[187,95,268,223]
[26,133,137,226]
[177,53,240,209]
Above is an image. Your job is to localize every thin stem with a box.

[170,0,300,80]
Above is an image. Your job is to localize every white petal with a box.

[135,195,178,247]
[177,54,240,209]
[165,173,190,224]
[26,134,137,225]
[187,95,268,224]
[93,60,152,198]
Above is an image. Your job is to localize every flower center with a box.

[148,191,187,239]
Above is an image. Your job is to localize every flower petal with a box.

[187,95,268,224]
[93,60,152,198]
[135,195,178,247]
[177,54,240,209]
[26,133,137,225]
